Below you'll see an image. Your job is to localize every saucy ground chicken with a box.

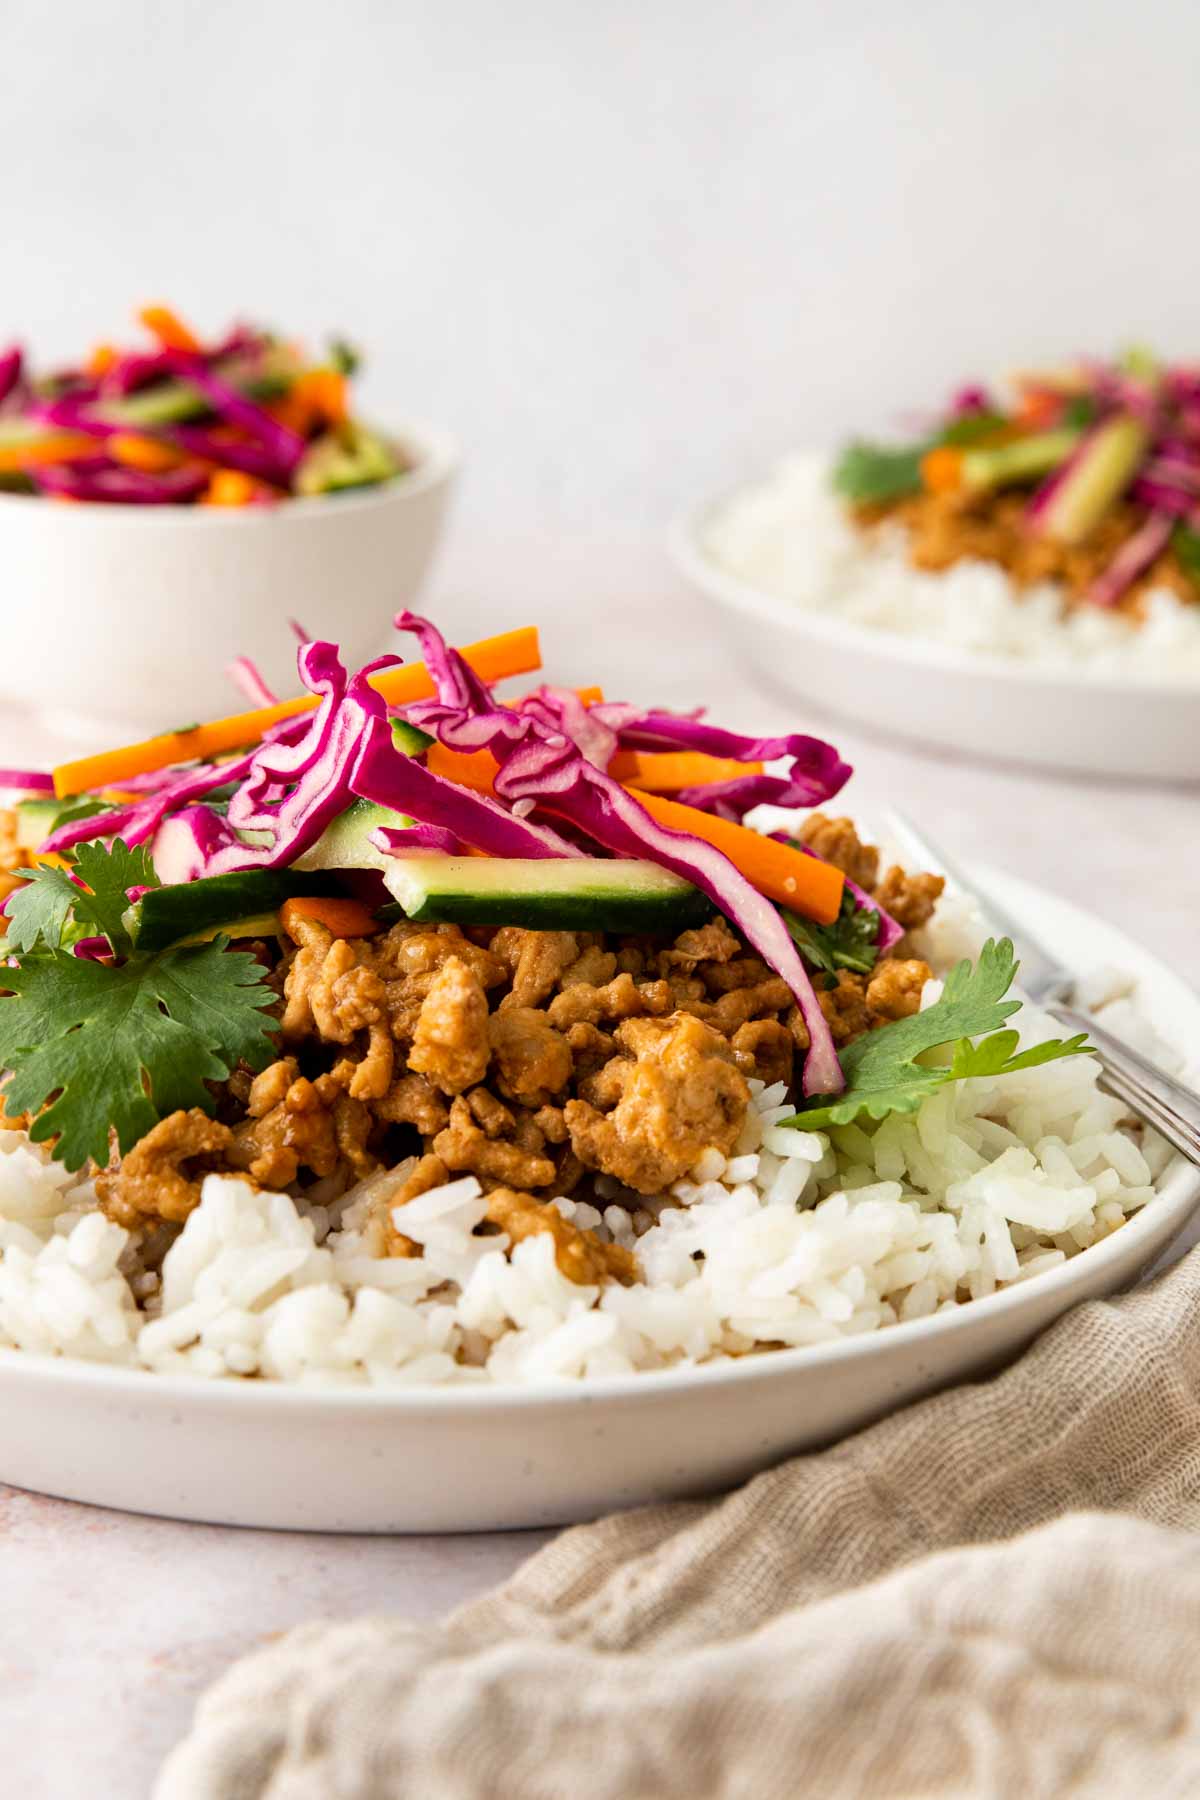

[92,817,943,1290]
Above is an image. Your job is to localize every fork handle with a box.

[1048,1003,1200,1170]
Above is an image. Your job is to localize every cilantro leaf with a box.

[69,839,158,951]
[5,864,81,954]
[832,440,926,504]
[785,938,1093,1132]
[783,885,881,979]
[1174,525,1200,586]
[5,838,158,957]
[0,936,278,1170]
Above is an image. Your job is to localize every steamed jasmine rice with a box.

[0,901,1181,1387]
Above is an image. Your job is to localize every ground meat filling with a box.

[99,822,942,1286]
[851,489,1197,618]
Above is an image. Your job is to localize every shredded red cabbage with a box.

[167,424,290,488]
[1129,479,1200,525]
[1086,512,1175,607]
[606,711,851,800]
[31,463,210,506]
[0,768,53,793]
[512,687,623,770]
[72,937,112,962]
[151,806,238,884]
[161,352,306,475]
[351,717,581,860]
[42,733,287,855]
[397,612,844,1096]
[226,656,279,708]
[370,822,462,857]
[0,347,22,408]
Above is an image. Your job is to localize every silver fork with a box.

[885,811,1200,1169]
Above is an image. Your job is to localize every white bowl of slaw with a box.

[0,422,457,739]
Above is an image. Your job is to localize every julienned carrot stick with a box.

[110,433,186,474]
[631,791,844,922]
[138,305,203,355]
[425,744,843,923]
[292,368,348,427]
[920,447,964,494]
[51,627,542,797]
[279,895,380,939]
[0,433,98,471]
[614,751,765,790]
[428,744,764,796]
[203,468,259,506]
[425,744,500,793]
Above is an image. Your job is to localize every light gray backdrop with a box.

[5,0,1199,640]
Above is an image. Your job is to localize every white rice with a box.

[701,451,1200,680]
[0,895,1186,1386]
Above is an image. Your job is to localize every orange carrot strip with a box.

[293,367,348,427]
[52,627,542,797]
[86,343,118,377]
[920,447,965,494]
[138,304,202,354]
[632,792,844,922]
[614,751,765,791]
[426,743,501,793]
[267,389,315,436]
[280,895,381,939]
[203,468,259,507]
[110,433,186,473]
[0,433,100,472]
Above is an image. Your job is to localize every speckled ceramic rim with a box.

[0,864,1196,1413]
[670,485,1200,698]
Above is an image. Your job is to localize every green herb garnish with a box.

[0,840,277,1170]
[1173,525,1200,584]
[831,440,927,504]
[783,885,881,979]
[784,938,1091,1132]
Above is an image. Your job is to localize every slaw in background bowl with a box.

[0,422,457,738]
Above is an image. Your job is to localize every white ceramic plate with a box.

[669,498,1200,781]
[0,867,1195,1534]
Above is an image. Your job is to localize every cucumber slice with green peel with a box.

[390,719,434,756]
[176,911,283,947]
[293,798,415,873]
[294,423,403,497]
[1035,415,1149,545]
[960,427,1082,494]
[15,795,117,853]
[382,855,713,931]
[128,869,339,952]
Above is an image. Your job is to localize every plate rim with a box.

[0,869,1195,1417]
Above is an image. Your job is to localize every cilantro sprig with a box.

[785,938,1092,1132]
[783,886,882,981]
[0,840,277,1170]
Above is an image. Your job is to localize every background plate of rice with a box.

[0,868,1196,1533]
[672,453,1200,780]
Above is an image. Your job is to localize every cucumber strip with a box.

[129,869,338,951]
[382,855,713,932]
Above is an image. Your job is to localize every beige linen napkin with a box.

[157,1245,1200,1800]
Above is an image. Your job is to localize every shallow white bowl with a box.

[0,423,457,737]
[670,498,1200,782]
[0,867,1195,1534]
